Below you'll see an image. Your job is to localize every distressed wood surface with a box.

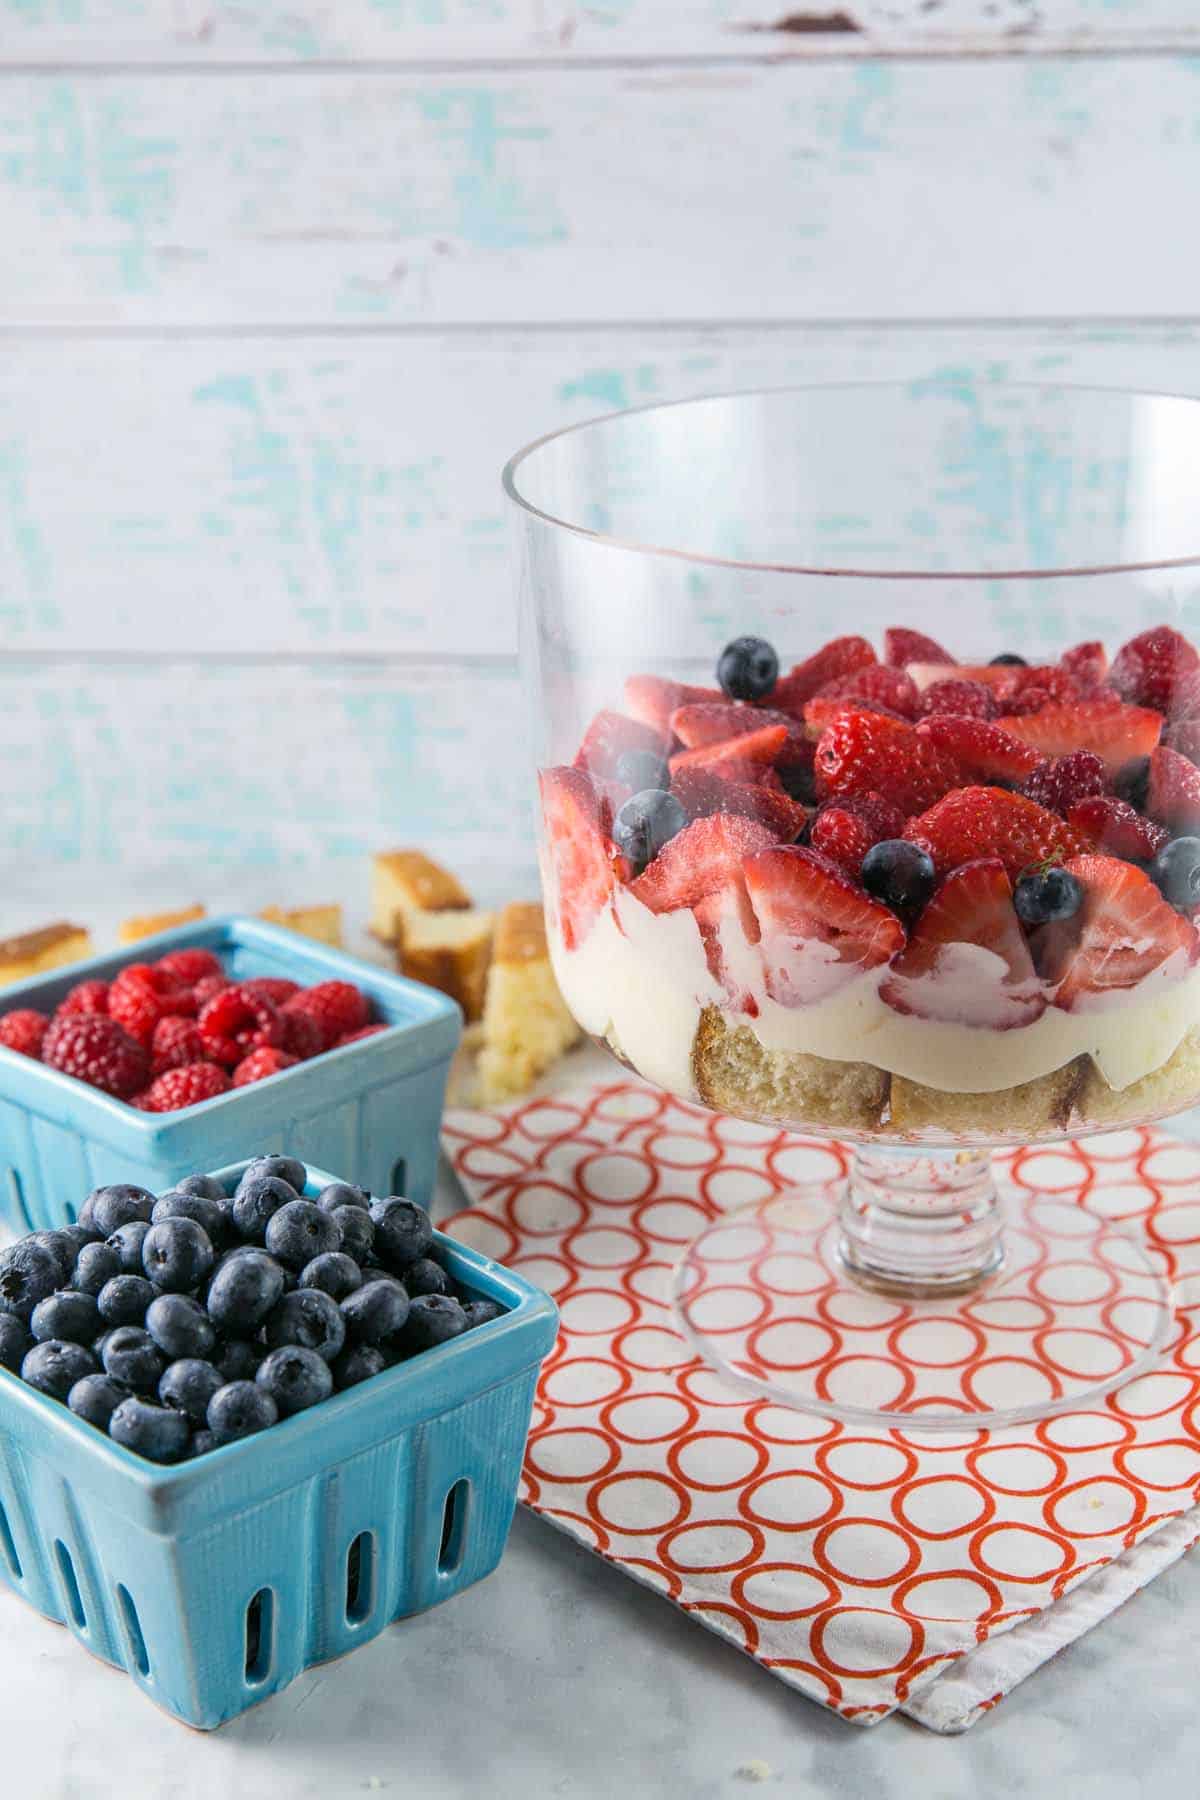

[3,57,1200,328]
[3,0,1197,63]
[3,321,1200,659]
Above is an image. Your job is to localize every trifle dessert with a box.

[539,622,1200,1144]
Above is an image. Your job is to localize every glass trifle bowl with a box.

[504,382,1200,1432]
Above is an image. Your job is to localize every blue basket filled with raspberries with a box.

[0,915,460,1233]
[0,1154,558,1729]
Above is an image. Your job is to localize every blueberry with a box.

[86,1184,156,1238]
[0,1241,64,1322]
[255,1345,333,1416]
[93,1330,115,1362]
[22,1339,98,1401]
[142,1218,215,1294]
[27,1230,76,1285]
[59,1223,102,1255]
[152,1189,227,1247]
[207,1379,278,1444]
[340,1279,410,1347]
[109,1396,190,1464]
[615,748,668,793]
[403,1257,450,1299]
[462,1298,504,1330]
[68,1372,129,1431]
[780,762,817,807]
[97,1274,156,1328]
[206,1250,285,1334]
[265,1200,342,1270]
[717,635,778,702]
[237,1156,307,1196]
[332,1206,374,1264]
[299,1251,363,1302]
[1152,837,1200,911]
[988,653,1028,667]
[159,1357,223,1425]
[177,1173,227,1202]
[107,1220,152,1274]
[30,1290,101,1347]
[331,1343,386,1390]
[232,1176,302,1244]
[73,1241,121,1296]
[401,1294,468,1353]
[0,1314,31,1372]
[861,839,937,914]
[370,1198,432,1272]
[188,1428,218,1458]
[263,1289,346,1363]
[613,789,686,874]
[212,1338,262,1383]
[1114,756,1152,812]
[1014,866,1084,926]
[101,1326,167,1392]
[145,1293,216,1361]
[315,1181,370,1216]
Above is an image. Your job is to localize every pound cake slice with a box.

[692,1007,889,1133]
[118,905,206,945]
[370,851,471,943]
[888,1059,1090,1140]
[0,922,93,988]
[259,904,344,948]
[478,902,581,1102]
[398,909,494,1023]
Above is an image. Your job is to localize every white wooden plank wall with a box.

[2,2,1199,923]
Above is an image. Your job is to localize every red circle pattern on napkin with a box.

[443,1082,1200,1725]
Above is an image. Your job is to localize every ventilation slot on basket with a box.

[244,1588,275,1686]
[117,1585,149,1677]
[62,1199,78,1225]
[0,1501,21,1580]
[54,1541,86,1632]
[438,1480,470,1574]
[390,1158,407,1195]
[345,1531,375,1625]
[4,1168,31,1235]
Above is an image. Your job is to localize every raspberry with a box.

[55,979,111,1019]
[282,982,370,1052]
[232,1046,299,1087]
[835,790,905,842]
[139,1062,231,1112]
[279,1007,325,1061]
[110,963,193,1045]
[149,1014,209,1077]
[41,1015,148,1100]
[336,1025,388,1048]
[156,947,223,985]
[198,985,286,1067]
[995,665,1082,715]
[0,1009,49,1058]
[192,973,231,1008]
[809,807,875,878]
[241,977,301,1006]
[1021,751,1110,817]
[917,678,997,721]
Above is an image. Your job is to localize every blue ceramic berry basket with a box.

[0,916,460,1236]
[0,1159,558,1729]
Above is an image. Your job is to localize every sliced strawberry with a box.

[1109,624,1200,714]
[1039,855,1198,1009]
[669,723,788,781]
[814,665,919,720]
[880,859,1044,1028]
[1165,717,1200,765]
[629,814,779,914]
[539,766,614,951]
[814,710,958,815]
[744,846,905,1007]
[1147,744,1200,834]
[771,636,876,714]
[996,701,1162,774]
[669,700,809,768]
[997,666,1087,716]
[670,766,808,840]
[573,709,667,782]
[1060,641,1108,690]
[916,715,1044,783]
[693,880,761,1008]
[884,626,956,669]
[1067,796,1170,862]
[803,693,910,741]
[624,673,720,734]
[903,786,1087,880]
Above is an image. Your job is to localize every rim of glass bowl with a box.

[501,378,1200,581]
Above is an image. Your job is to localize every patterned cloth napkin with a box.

[441,1078,1200,1732]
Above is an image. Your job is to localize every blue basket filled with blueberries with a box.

[0,1153,558,1729]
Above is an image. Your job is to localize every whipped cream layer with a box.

[546,884,1200,1102]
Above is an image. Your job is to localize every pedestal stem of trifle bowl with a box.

[504,379,1200,1433]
